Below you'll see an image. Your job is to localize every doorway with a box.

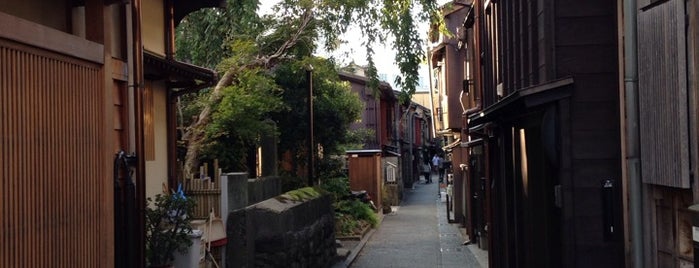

[511,118,562,267]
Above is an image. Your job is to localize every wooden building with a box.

[427,1,473,231]
[0,0,220,266]
[631,0,699,266]
[339,69,404,207]
[340,70,398,152]
[462,0,624,267]
[399,101,433,188]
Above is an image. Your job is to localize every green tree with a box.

[175,0,439,176]
[271,56,363,175]
[199,42,286,171]
[175,0,264,69]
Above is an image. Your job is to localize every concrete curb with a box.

[342,227,376,267]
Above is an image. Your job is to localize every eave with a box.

[338,71,396,101]
[143,51,217,95]
[468,77,574,129]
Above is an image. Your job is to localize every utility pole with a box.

[306,65,315,186]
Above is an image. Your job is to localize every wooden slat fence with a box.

[184,161,222,219]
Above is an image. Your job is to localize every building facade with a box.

[436,0,626,267]
[0,0,220,266]
[428,1,472,234]
[631,0,699,266]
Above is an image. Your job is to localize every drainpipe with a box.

[409,109,416,186]
[623,0,643,266]
[427,49,438,140]
[131,0,146,266]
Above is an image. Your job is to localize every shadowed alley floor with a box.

[349,174,484,268]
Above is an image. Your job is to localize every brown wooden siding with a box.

[347,153,382,210]
[0,39,105,267]
[446,45,465,129]
[637,0,689,188]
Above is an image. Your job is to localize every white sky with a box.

[258,1,433,91]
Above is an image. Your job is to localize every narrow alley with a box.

[349,174,486,268]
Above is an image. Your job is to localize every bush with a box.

[317,156,347,180]
[335,214,363,237]
[319,177,350,202]
[319,177,379,236]
[334,200,378,228]
[145,194,196,266]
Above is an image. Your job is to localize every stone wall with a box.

[221,173,282,214]
[226,193,337,268]
[247,176,282,205]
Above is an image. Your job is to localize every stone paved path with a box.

[350,174,482,268]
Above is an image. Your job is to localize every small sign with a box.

[351,154,358,158]
[386,166,396,182]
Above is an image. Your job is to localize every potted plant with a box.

[145,193,196,268]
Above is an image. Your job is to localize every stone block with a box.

[226,192,337,267]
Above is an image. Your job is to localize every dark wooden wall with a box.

[476,0,623,266]
[554,0,622,267]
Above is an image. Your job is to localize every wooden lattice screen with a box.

[0,39,106,267]
[637,0,689,188]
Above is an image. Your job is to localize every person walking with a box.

[432,154,444,183]
[422,162,432,183]
[431,154,440,174]
[437,155,445,183]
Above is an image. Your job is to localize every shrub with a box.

[335,214,361,236]
[145,193,196,266]
[320,177,350,202]
[278,187,321,202]
[334,200,378,227]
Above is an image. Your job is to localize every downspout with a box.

[465,0,483,123]
[427,49,438,140]
[131,0,146,266]
[165,0,176,194]
[623,0,643,266]
[409,109,416,186]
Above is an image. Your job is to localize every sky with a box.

[258,1,434,92]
